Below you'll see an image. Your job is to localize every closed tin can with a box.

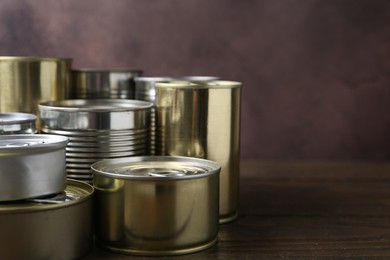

[71,68,142,99]
[155,80,241,223]
[0,179,94,260]
[0,56,72,120]
[92,156,220,256]
[0,134,68,201]
[39,99,152,183]
[0,112,37,134]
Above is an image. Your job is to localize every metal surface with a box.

[39,99,151,181]
[177,76,220,82]
[92,156,220,256]
[0,134,68,201]
[155,80,241,223]
[0,113,37,134]
[0,57,72,128]
[71,68,142,99]
[0,179,94,260]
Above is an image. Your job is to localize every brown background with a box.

[1,0,390,160]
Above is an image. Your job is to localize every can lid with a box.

[0,134,68,152]
[0,113,36,125]
[92,156,221,180]
[0,179,93,213]
[39,99,152,112]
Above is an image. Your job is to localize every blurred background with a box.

[1,0,390,160]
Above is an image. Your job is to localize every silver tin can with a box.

[71,68,142,99]
[92,156,220,256]
[155,80,241,224]
[39,99,152,183]
[0,112,37,134]
[0,134,68,201]
[0,179,94,260]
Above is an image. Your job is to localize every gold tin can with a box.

[71,68,142,99]
[155,80,241,223]
[92,156,220,256]
[0,56,72,116]
[0,179,94,260]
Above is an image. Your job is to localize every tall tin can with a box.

[92,156,220,256]
[71,69,142,99]
[155,80,241,223]
[134,77,173,155]
[0,56,72,117]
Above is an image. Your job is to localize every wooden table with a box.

[85,161,390,258]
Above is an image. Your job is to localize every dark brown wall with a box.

[1,0,390,160]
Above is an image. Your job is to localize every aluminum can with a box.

[92,156,220,256]
[0,112,37,134]
[0,56,72,123]
[155,80,241,223]
[39,99,152,183]
[0,179,94,260]
[71,68,142,99]
[0,134,68,201]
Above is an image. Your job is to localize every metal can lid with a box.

[92,156,221,180]
[0,113,36,125]
[134,76,174,83]
[39,99,152,112]
[0,179,94,213]
[0,134,68,152]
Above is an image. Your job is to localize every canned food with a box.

[0,112,37,134]
[0,134,68,201]
[39,99,152,182]
[71,68,142,99]
[92,156,220,256]
[0,179,94,259]
[155,80,241,223]
[0,56,72,128]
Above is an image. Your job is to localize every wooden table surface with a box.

[84,161,390,259]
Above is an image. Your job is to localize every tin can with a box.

[0,112,37,134]
[0,56,72,120]
[155,80,241,223]
[92,156,220,256]
[71,68,142,99]
[0,134,68,201]
[0,179,94,260]
[134,77,174,155]
[39,99,152,183]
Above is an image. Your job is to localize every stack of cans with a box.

[38,99,152,183]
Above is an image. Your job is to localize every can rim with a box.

[134,76,174,82]
[156,80,241,89]
[0,56,72,62]
[72,68,142,73]
[0,179,94,213]
[0,113,36,124]
[92,156,221,180]
[0,134,68,151]
[39,99,153,112]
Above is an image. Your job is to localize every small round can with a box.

[0,179,94,260]
[71,68,142,99]
[0,134,68,201]
[0,112,37,134]
[92,156,220,256]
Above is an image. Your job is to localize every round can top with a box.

[0,134,68,152]
[0,113,36,125]
[177,76,220,82]
[39,99,152,112]
[0,179,93,213]
[92,156,221,180]
[134,76,174,83]
[72,68,142,74]
[155,80,241,89]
